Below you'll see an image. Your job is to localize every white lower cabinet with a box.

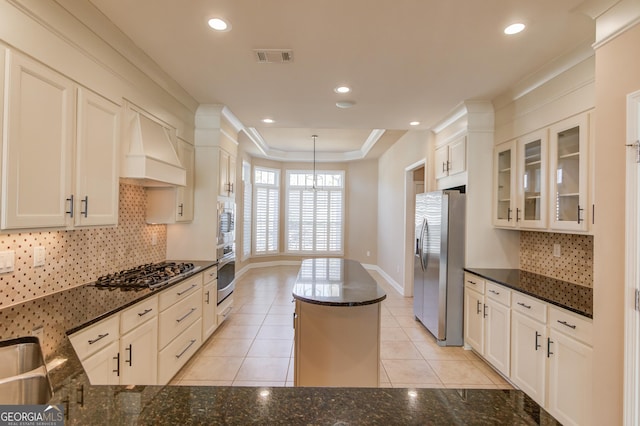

[463,275,510,377]
[464,272,592,426]
[546,308,593,426]
[158,318,202,385]
[510,310,547,406]
[202,279,217,341]
[119,318,158,385]
[82,341,120,385]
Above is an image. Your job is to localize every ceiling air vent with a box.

[254,49,293,63]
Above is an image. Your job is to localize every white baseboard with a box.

[362,264,406,296]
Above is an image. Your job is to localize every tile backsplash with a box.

[520,231,593,287]
[0,183,166,308]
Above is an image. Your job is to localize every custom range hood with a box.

[120,109,186,187]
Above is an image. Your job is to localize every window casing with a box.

[285,170,344,255]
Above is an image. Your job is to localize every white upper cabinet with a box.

[517,130,548,229]
[494,111,591,233]
[75,88,120,227]
[2,50,74,229]
[435,136,466,180]
[219,148,236,198]
[2,50,121,230]
[549,113,589,232]
[493,141,516,228]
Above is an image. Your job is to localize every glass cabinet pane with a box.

[523,140,542,221]
[554,126,580,222]
[496,148,512,221]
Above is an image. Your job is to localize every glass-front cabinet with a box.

[493,141,516,228]
[517,130,548,229]
[549,114,589,232]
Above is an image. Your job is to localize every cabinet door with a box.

[82,341,120,385]
[434,145,449,180]
[176,140,194,222]
[493,141,516,228]
[549,114,589,232]
[202,280,217,340]
[510,311,546,406]
[120,317,158,385]
[547,329,593,426]
[463,288,484,354]
[219,149,230,196]
[2,51,73,229]
[448,136,466,176]
[75,88,120,227]
[517,130,548,229]
[484,298,510,376]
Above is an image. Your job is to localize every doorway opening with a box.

[404,160,426,298]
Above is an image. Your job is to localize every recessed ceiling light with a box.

[208,18,231,32]
[504,23,525,35]
[336,101,355,109]
[334,86,351,94]
[410,121,420,126]
[262,118,275,124]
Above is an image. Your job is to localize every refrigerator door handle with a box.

[421,218,428,271]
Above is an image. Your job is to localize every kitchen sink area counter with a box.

[464,268,592,318]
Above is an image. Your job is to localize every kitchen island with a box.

[292,258,386,387]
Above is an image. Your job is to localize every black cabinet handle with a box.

[138,308,153,317]
[125,344,132,366]
[178,203,184,217]
[66,195,74,218]
[81,196,89,218]
[507,208,512,222]
[557,320,577,330]
[535,331,541,351]
[483,304,488,318]
[517,301,531,309]
[176,307,197,323]
[176,339,196,359]
[88,333,108,345]
[113,352,120,376]
[577,204,584,224]
[547,338,553,358]
[516,208,521,222]
[489,289,500,296]
[177,284,197,296]
[476,300,482,315]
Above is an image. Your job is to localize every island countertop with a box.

[292,258,386,306]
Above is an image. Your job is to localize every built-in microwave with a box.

[217,200,235,247]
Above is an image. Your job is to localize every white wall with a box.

[377,130,429,292]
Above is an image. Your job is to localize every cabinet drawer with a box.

[159,289,202,349]
[121,295,158,334]
[549,306,592,346]
[159,274,202,311]
[203,266,217,285]
[485,281,510,306]
[69,315,120,360]
[217,293,233,325]
[464,272,485,294]
[158,318,202,385]
[511,292,547,323]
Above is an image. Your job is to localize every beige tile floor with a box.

[171,265,512,389]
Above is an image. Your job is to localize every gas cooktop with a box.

[93,262,201,290]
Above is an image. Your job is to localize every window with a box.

[242,161,252,260]
[253,167,279,255]
[285,171,344,254]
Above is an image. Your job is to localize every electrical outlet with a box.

[366,250,371,257]
[0,250,15,273]
[553,243,561,257]
[151,233,158,246]
[34,246,46,267]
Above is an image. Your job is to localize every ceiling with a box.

[85,0,596,161]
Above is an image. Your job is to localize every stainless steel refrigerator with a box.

[413,190,465,346]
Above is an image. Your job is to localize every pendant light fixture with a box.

[312,134,318,190]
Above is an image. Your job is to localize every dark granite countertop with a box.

[46,338,558,425]
[292,258,386,306]
[464,268,592,318]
